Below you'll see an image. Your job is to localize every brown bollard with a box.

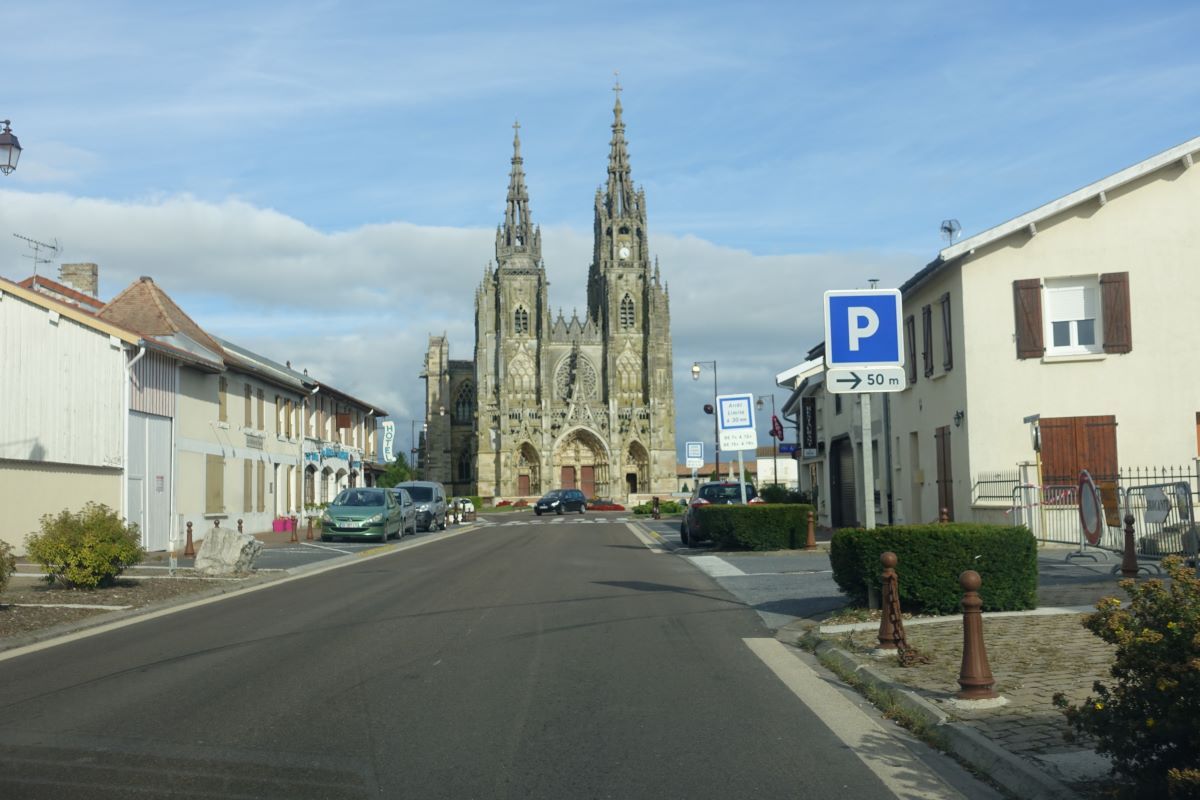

[957,570,998,700]
[306,517,314,541]
[290,515,299,543]
[1121,512,1139,579]
[877,552,900,650]
[940,508,950,523]
[805,510,817,550]
[237,518,243,534]
[184,521,196,557]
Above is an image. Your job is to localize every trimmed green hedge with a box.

[695,504,814,550]
[829,523,1037,614]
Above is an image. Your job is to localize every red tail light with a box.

[691,498,710,507]
[748,497,765,504]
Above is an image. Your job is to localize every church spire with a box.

[497,119,541,266]
[605,78,636,219]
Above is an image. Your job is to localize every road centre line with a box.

[743,638,969,800]
[687,556,746,577]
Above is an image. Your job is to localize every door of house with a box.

[935,425,954,521]
[581,466,595,498]
[829,437,856,528]
[561,466,576,490]
[518,474,530,496]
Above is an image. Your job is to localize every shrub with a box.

[0,540,15,593]
[25,503,144,589]
[696,504,813,550]
[632,500,683,515]
[829,523,1037,614]
[1054,556,1200,796]
[757,485,812,504]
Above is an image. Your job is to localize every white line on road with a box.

[687,555,746,577]
[299,541,354,555]
[743,638,969,799]
[625,523,667,553]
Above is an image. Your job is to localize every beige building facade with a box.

[424,91,677,503]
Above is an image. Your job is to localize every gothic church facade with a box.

[423,90,676,502]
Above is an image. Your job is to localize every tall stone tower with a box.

[424,87,676,502]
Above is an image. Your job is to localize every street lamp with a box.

[756,394,779,490]
[692,360,719,480]
[0,120,21,175]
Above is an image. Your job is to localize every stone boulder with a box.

[194,525,263,576]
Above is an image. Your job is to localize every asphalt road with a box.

[0,517,979,799]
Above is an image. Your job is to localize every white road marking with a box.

[626,523,667,554]
[743,638,968,799]
[299,541,354,555]
[687,555,746,577]
[3,603,132,611]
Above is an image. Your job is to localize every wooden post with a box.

[805,509,817,550]
[307,516,314,541]
[877,552,900,650]
[940,508,950,523]
[957,570,998,700]
[184,521,195,557]
[290,515,299,543]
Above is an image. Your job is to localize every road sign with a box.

[685,441,704,469]
[823,289,904,368]
[716,393,757,452]
[1078,470,1104,546]
[779,442,797,454]
[825,366,907,394]
[1144,486,1172,525]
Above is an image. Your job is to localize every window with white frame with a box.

[1043,277,1102,356]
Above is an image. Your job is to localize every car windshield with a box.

[404,486,434,502]
[698,484,757,503]
[540,491,562,501]
[334,489,384,507]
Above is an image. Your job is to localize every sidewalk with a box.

[776,546,1127,799]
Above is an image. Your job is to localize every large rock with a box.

[194,525,263,576]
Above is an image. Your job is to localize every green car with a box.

[320,488,403,543]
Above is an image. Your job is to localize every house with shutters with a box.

[778,134,1200,528]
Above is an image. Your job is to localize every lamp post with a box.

[756,394,779,489]
[0,120,21,175]
[691,361,718,480]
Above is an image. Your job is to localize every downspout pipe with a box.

[122,345,147,525]
[301,384,319,510]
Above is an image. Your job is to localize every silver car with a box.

[396,481,449,531]
[388,487,419,537]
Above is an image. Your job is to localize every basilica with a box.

[422,87,677,503]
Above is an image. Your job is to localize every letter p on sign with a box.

[847,307,879,351]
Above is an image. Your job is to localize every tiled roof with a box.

[99,277,226,359]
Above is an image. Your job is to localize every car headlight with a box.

[321,511,333,523]
[417,504,429,512]
[550,500,560,506]
[365,513,383,524]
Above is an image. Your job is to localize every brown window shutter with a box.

[1100,272,1132,354]
[1013,279,1044,359]
[940,293,953,371]
[205,454,225,513]
[244,460,253,513]
[921,305,934,377]
[904,315,917,383]
[257,462,266,512]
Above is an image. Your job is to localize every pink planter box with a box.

[273,518,295,532]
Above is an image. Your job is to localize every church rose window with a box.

[620,294,635,329]
[555,356,598,401]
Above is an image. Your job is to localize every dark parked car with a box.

[396,481,448,531]
[680,481,761,546]
[534,489,587,515]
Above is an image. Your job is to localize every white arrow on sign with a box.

[825,365,907,395]
[1144,486,1172,526]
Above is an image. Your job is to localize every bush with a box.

[696,504,814,550]
[632,500,683,515]
[829,523,1037,614]
[25,503,144,589]
[757,485,812,504]
[1054,556,1200,796]
[0,540,15,593]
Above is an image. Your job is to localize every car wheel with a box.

[535,509,542,516]
[320,534,331,543]
[680,522,690,547]
[556,506,563,515]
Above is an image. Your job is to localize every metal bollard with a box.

[290,515,299,543]
[805,509,817,550]
[306,517,314,540]
[652,497,661,520]
[876,552,905,650]
[1121,513,1139,579]
[184,521,196,557]
[957,570,998,700]
[940,508,950,523]
[237,518,243,534]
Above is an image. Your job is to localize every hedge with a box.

[829,523,1037,614]
[695,504,814,550]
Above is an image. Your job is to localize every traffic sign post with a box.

[824,289,906,529]
[685,441,705,470]
[717,394,756,504]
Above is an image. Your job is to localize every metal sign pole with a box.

[737,449,747,504]
[862,393,876,529]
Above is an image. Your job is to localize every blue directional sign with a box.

[823,289,904,367]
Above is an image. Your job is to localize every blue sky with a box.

[2,1,1198,462]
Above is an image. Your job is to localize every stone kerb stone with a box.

[194,526,264,577]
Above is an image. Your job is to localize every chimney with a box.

[58,263,99,297]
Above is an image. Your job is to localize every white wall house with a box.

[779,134,1200,529]
[0,277,136,553]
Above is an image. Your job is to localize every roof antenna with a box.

[13,233,61,278]
[940,219,962,245]
[868,278,879,289]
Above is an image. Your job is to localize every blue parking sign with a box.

[823,289,904,367]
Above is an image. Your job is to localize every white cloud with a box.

[1,188,920,457]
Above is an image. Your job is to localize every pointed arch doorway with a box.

[554,428,609,499]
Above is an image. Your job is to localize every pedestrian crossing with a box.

[477,516,632,527]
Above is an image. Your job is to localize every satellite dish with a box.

[940,219,962,244]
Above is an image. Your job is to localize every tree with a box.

[377,454,412,488]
